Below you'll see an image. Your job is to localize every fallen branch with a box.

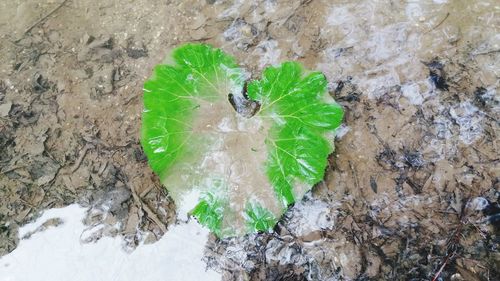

[425,12,450,34]
[432,252,456,281]
[432,201,467,281]
[130,184,167,233]
[70,144,91,173]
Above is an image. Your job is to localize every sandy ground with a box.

[0,0,499,280]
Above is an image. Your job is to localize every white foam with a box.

[0,204,220,281]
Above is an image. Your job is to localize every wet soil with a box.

[0,0,499,280]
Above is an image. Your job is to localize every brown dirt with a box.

[0,0,498,280]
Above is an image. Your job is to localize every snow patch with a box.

[255,40,281,69]
[0,204,220,281]
[177,189,202,221]
[326,6,352,26]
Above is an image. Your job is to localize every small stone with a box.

[48,30,60,43]
[36,174,56,186]
[190,28,208,40]
[0,101,12,117]
[469,197,489,211]
[189,15,206,30]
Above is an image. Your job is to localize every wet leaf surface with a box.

[141,44,343,236]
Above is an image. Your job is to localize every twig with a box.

[349,160,360,190]
[70,144,91,173]
[139,185,154,198]
[425,12,450,34]
[432,253,455,281]
[142,203,168,233]
[432,201,467,281]
[1,165,25,174]
[22,0,70,35]
[471,49,500,56]
[130,184,167,233]
[97,160,108,176]
[18,198,36,209]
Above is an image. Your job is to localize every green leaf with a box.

[247,62,344,207]
[244,202,277,233]
[141,44,343,237]
[142,44,244,178]
[191,192,226,237]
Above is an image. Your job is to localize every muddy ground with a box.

[0,0,499,280]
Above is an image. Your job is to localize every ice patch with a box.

[285,197,338,237]
[326,6,352,26]
[255,40,281,69]
[217,116,236,132]
[365,24,409,63]
[449,101,484,145]
[219,0,245,19]
[401,82,424,105]
[361,72,400,99]
[468,197,489,211]
[335,124,350,139]
[405,2,424,22]
[0,205,220,281]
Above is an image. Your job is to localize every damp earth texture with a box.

[0,1,499,281]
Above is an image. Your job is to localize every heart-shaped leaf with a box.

[142,44,343,237]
